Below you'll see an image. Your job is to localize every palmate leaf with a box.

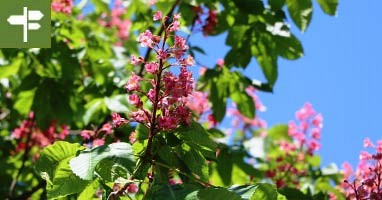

[35,141,89,199]
[69,142,135,181]
[317,0,338,16]
[286,0,313,32]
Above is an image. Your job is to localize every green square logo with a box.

[0,0,51,48]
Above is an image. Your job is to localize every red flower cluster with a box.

[113,12,194,131]
[265,103,323,188]
[51,0,73,15]
[342,138,382,200]
[12,112,69,152]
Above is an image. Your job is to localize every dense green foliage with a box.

[0,0,344,199]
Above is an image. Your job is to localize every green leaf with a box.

[216,148,233,185]
[146,184,201,200]
[104,94,130,113]
[175,122,217,151]
[233,0,264,15]
[279,187,309,200]
[35,141,89,199]
[286,0,313,31]
[253,39,278,86]
[230,92,255,119]
[14,89,36,115]
[267,124,291,141]
[78,179,101,200]
[250,183,278,200]
[269,0,286,10]
[276,35,304,60]
[317,0,338,16]
[0,59,22,78]
[185,187,241,200]
[83,98,105,125]
[69,142,135,180]
[178,144,209,181]
[90,0,110,13]
[210,78,227,122]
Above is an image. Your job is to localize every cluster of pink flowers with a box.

[113,12,194,131]
[288,102,323,155]
[98,0,132,42]
[12,112,69,152]
[264,103,323,188]
[80,123,114,147]
[342,138,382,199]
[51,0,73,14]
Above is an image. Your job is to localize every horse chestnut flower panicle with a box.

[114,12,194,132]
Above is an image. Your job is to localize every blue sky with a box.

[190,1,382,168]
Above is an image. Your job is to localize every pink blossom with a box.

[129,131,137,144]
[125,72,142,92]
[93,139,105,147]
[148,89,156,101]
[153,11,162,21]
[216,58,224,67]
[312,113,323,128]
[377,140,382,153]
[174,36,188,51]
[363,137,374,148]
[199,67,207,76]
[131,110,148,122]
[51,0,73,14]
[100,123,113,135]
[359,151,372,160]
[145,62,159,74]
[112,112,128,127]
[158,116,178,130]
[169,20,180,32]
[186,92,210,115]
[131,55,144,65]
[342,162,353,180]
[310,128,321,139]
[58,125,70,139]
[137,30,154,47]
[156,49,170,60]
[127,183,138,193]
[308,140,321,152]
[129,94,141,106]
[295,102,316,121]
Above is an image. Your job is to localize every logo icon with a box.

[7,7,44,43]
[0,0,50,48]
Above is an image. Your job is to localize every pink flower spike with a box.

[363,137,374,148]
[153,11,162,21]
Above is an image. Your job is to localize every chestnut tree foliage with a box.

[1,0,365,199]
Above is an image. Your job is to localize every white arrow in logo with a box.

[7,7,44,43]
